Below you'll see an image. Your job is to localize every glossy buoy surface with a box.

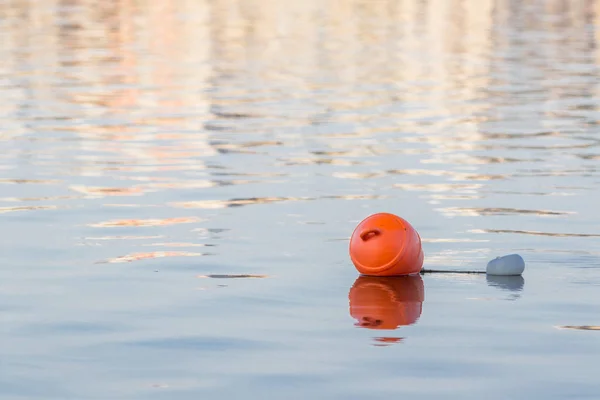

[349,213,424,276]
[349,275,424,329]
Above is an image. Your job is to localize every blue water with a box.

[2,1,600,399]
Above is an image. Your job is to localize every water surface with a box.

[2,1,600,399]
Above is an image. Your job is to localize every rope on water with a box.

[420,269,486,275]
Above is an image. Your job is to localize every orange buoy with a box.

[349,212,423,276]
[349,274,424,330]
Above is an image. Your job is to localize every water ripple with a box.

[2,0,600,397]
[89,217,203,228]
[171,194,386,209]
[438,207,574,217]
[143,242,215,248]
[471,229,600,238]
[170,197,309,209]
[197,274,269,279]
[556,326,600,331]
[84,235,164,241]
[0,205,61,214]
[70,185,145,197]
[0,179,60,185]
[97,251,208,264]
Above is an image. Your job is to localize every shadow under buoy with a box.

[486,274,525,301]
[486,274,525,292]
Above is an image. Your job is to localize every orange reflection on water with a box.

[349,275,424,331]
[372,337,404,347]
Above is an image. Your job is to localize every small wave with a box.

[197,274,268,279]
[556,326,600,331]
[97,251,207,264]
[438,207,573,217]
[70,185,145,196]
[471,229,600,237]
[0,205,60,213]
[89,217,203,228]
[0,179,60,184]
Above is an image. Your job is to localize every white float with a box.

[486,254,525,276]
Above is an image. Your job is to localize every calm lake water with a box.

[2,0,600,399]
